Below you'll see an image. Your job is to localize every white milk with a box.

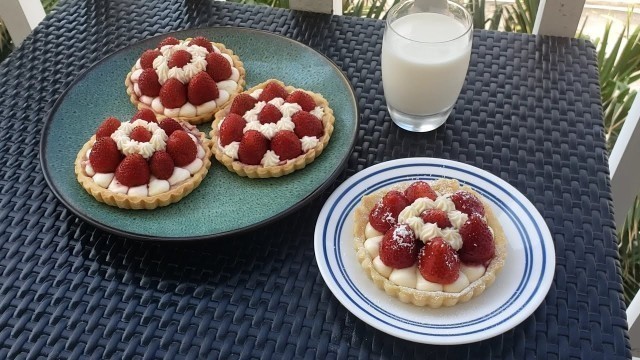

[382,12,471,116]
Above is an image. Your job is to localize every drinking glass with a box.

[382,0,473,132]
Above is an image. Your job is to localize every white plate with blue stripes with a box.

[314,158,555,345]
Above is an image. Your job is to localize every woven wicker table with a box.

[0,1,630,358]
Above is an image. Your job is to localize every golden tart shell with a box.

[75,132,212,210]
[125,40,246,125]
[353,178,507,308]
[210,79,335,178]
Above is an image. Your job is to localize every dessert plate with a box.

[314,158,555,344]
[40,27,358,240]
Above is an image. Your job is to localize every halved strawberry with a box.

[238,130,269,165]
[368,202,396,233]
[205,52,232,82]
[291,111,323,138]
[270,131,302,160]
[258,104,282,124]
[420,209,452,228]
[188,36,214,52]
[229,94,258,116]
[115,154,150,187]
[158,37,180,48]
[382,190,410,220]
[404,181,437,203]
[158,118,183,137]
[379,224,419,269]
[450,191,485,216]
[140,49,161,69]
[166,130,197,167]
[137,68,162,97]
[258,82,288,102]
[418,237,460,284]
[458,214,495,265]
[286,90,315,112]
[167,50,192,68]
[129,126,152,142]
[95,117,121,138]
[187,72,219,106]
[219,114,246,146]
[89,137,121,173]
[149,150,174,180]
[131,108,157,123]
[159,78,187,109]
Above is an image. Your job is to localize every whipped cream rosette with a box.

[125,35,246,125]
[353,178,507,307]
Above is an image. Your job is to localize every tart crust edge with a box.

[209,78,336,178]
[125,41,246,125]
[353,178,508,308]
[75,133,213,210]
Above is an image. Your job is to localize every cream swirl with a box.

[261,150,280,167]
[441,228,463,250]
[276,117,295,132]
[279,102,302,117]
[260,123,279,140]
[222,141,240,158]
[404,217,424,238]
[268,97,285,108]
[300,136,319,152]
[110,119,168,159]
[250,89,263,99]
[419,222,442,243]
[310,106,324,119]
[243,121,262,133]
[448,210,468,229]
[243,102,267,122]
[434,196,455,212]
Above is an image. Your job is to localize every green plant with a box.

[0,18,12,63]
[503,0,538,34]
[465,0,502,30]
[620,196,640,303]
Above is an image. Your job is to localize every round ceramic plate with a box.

[314,158,555,344]
[40,27,358,241]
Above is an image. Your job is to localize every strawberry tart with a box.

[210,79,335,178]
[125,36,246,125]
[75,109,212,209]
[353,178,507,307]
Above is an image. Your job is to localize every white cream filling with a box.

[365,222,383,239]
[93,173,114,188]
[461,264,486,283]
[372,257,393,278]
[364,235,383,258]
[261,150,280,167]
[389,265,418,288]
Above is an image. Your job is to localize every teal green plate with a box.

[40,27,358,241]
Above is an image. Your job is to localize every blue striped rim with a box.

[321,163,546,336]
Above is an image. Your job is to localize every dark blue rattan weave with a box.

[0,0,630,358]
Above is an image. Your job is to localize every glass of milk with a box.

[382,0,472,132]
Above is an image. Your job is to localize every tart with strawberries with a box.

[353,178,507,307]
[210,79,335,178]
[75,109,212,209]
[125,35,246,125]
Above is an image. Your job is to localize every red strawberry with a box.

[115,154,150,187]
[89,137,121,173]
[420,209,452,228]
[229,94,258,116]
[219,114,246,146]
[158,37,180,48]
[188,36,214,52]
[205,52,232,82]
[129,126,152,142]
[149,150,174,180]
[404,181,437,203]
[418,237,460,284]
[286,90,316,112]
[159,78,188,109]
[238,130,269,165]
[95,117,121,138]
[167,50,192,68]
[382,190,410,220]
[379,224,419,269]
[158,118,183,137]
[140,49,161,69]
[450,191,485,216]
[166,130,197,167]
[458,214,495,265]
[187,72,219,106]
[258,82,289,102]
[291,111,323,138]
[131,108,157,123]
[137,69,162,97]
[368,202,396,233]
[258,104,282,124]
[270,131,302,160]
